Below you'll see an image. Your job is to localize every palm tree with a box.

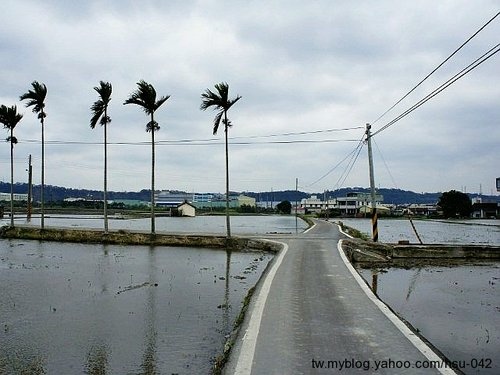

[20,81,47,229]
[124,80,170,235]
[0,105,23,227]
[200,82,241,238]
[90,81,112,234]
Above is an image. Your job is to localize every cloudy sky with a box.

[1,0,499,196]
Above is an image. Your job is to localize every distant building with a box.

[300,195,336,214]
[155,191,193,208]
[407,203,438,216]
[238,195,256,207]
[176,201,196,217]
[0,192,28,202]
[336,192,383,216]
[471,197,499,218]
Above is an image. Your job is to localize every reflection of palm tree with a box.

[90,81,112,234]
[141,246,158,374]
[84,344,109,375]
[222,250,231,335]
[0,105,23,227]
[124,81,170,235]
[20,81,47,229]
[201,82,241,238]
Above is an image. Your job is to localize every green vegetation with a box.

[276,200,292,214]
[20,81,47,229]
[90,81,113,233]
[124,80,170,235]
[0,104,23,227]
[438,190,472,218]
[201,82,241,239]
[338,221,370,241]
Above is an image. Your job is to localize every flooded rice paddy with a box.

[12,214,308,235]
[0,241,272,374]
[358,265,500,375]
[344,218,500,374]
[339,218,500,245]
[0,215,285,374]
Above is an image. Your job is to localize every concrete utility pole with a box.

[27,155,33,222]
[295,178,298,234]
[366,124,378,242]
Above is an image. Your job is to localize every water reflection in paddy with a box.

[358,265,500,375]
[0,240,272,374]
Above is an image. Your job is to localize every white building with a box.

[0,192,29,202]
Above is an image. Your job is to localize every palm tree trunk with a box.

[41,116,45,230]
[224,111,231,238]
[151,114,156,235]
[10,128,14,227]
[103,111,108,234]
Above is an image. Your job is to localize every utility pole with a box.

[366,124,378,242]
[295,178,298,234]
[27,155,33,222]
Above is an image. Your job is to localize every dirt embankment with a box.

[341,237,500,267]
[0,226,281,252]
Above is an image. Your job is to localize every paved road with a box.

[225,220,456,374]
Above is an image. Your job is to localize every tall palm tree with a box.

[124,80,170,235]
[200,82,241,238]
[0,105,23,227]
[20,81,47,229]
[90,81,112,234]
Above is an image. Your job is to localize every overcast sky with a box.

[1,0,499,195]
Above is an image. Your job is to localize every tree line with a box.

[1,80,240,237]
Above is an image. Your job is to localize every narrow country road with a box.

[225,219,456,374]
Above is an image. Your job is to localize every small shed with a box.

[177,201,196,217]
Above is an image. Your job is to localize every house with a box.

[471,197,499,218]
[176,201,196,217]
[336,192,383,216]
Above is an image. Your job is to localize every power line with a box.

[371,11,500,125]
[306,136,365,187]
[373,138,398,189]
[372,42,500,137]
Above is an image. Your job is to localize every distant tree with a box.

[238,204,256,213]
[200,82,241,239]
[20,81,47,229]
[276,200,292,214]
[0,105,23,227]
[124,80,170,235]
[438,190,472,218]
[90,81,112,234]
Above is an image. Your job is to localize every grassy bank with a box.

[0,226,281,252]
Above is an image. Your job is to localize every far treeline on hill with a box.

[1,182,498,205]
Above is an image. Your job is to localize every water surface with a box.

[359,265,500,375]
[0,240,272,374]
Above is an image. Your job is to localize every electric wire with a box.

[333,139,364,191]
[372,42,500,137]
[371,11,500,126]
[15,126,363,147]
[306,133,365,188]
[373,138,399,189]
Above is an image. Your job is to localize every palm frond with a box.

[201,82,241,135]
[90,81,112,129]
[213,110,223,135]
[6,136,18,144]
[124,80,169,131]
[154,95,170,111]
[20,81,47,115]
[0,105,23,130]
[146,120,160,133]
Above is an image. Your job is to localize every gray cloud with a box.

[1,0,499,195]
